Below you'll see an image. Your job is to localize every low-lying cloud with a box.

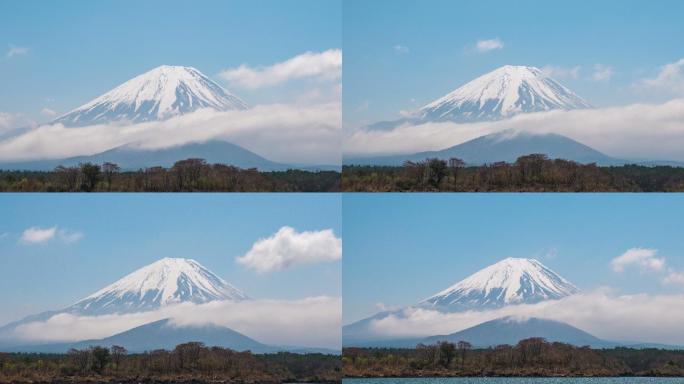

[236,226,342,273]
[0,102,341,165]
[361,291,684,345]
[219,50,342,90]
[12,296,341,349]
[344,98,684,162]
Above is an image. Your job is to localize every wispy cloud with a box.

[610,247,684,287]
[59,229,84,244]
[611,247,664,273]
[664,271,684,285]
[393,45,409,54]
[236,226,341,272]
[0,112,35,135]
[475,38,504,53]
[5,44,29,59]
[635,58,684,96]
[13,296,341,349]
[542,65,581,79]
[219,49,341,89]
[19,226,84,245]
[40,108,57,117]
[20,226,57,244]
[592,64,614,81]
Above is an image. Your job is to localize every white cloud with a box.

[0,112,35,135]
[20,226,57,244]
[398,109,418,118]
[59,229,84,244]
[40,108,57,117]
[236,226,341,273]
[664,271,684,285]
[5,44,29,59]
[611,247,665,273]
[12,296,341,349]
[344,98,684,162]
[219,49,341,89]
[476,38,504,53]
[19,226,83,245]
[0,102,341,165]
[592,64,614,81]
[636,58,684,96]
[375,302,400,312]
[394,45,409,54]
[541,65,581,79]
[359,291,684,345]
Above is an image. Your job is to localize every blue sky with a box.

[0,0,341,123]
[0,194,341,325]
[343,0,684,127]
[342,194,684,324]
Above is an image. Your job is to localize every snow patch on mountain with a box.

[68,257,247,315]
[420,257,579,309]
[419,65,591,122]
[55,65,248,126]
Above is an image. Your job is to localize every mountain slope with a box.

[424,317,609,348]
[55,65,247,126]
[69,258,246,315]
[419,65,591,123]
[0,140,290,171]
[71,319,271,353]
[421,258,579,310]
[344,130,620,166]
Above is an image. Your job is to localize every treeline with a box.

[0,342,341,383]
[343,339,684,377]
[0,159,340,192]
[342,154,684,191]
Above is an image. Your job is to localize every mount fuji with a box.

[68,257,247,315]
[0,258,334,354]
[0,65,318,171]
[54,65,248,126]
[0,258,245,332]
[347,65,626,166]
[343,258,587,347]
[420,257,579,311]
[418,65,591,123]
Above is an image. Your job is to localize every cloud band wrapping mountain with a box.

[345,98,684,163]
[0,63,341,168]
[345,64,684,165]
[0,258,341,351]
[343,258,684,348]
[0,103,341,165]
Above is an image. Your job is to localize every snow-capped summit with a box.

[68,257,247,315]
[55,65,248,126]
[419,65,591,122]
[420,257,579,310]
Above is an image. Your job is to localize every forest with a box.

[343,339,684,377]
[0,159,340,192]
[342,155,684,192]
[0,342,341,383]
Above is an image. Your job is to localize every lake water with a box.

[344,378,684,384]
